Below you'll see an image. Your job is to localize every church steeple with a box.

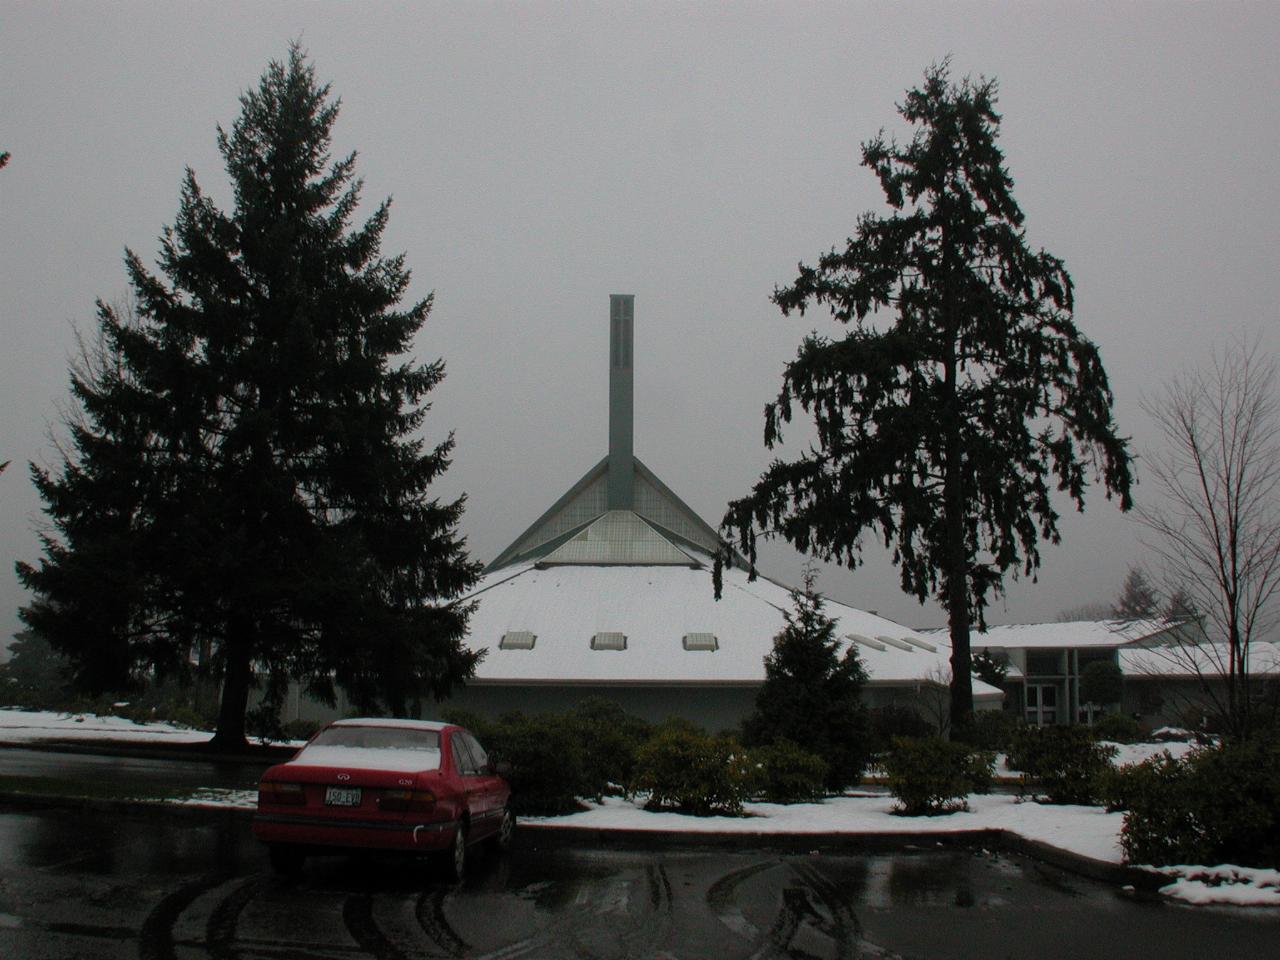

[484,294,726,572]
[607,294,635,510]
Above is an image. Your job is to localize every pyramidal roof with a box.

[485,295,723,573]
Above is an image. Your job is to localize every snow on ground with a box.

[523,793,1125,863]
[1145,865,1280,907]
[170,788,259,809]
[0,708,212,744]
[1100,740,1197,766]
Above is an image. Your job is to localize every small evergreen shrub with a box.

[883,737,995,815]
[1090,712,1144,744]
[484,712,589,815]
[741,570,871,789]
[868,704,935,754]
[1007,725,1116,804]
[746,739,828,803]
[1119,739,1280,867]
[631,723,752,816]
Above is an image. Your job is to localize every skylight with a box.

[499,631,536,650]
[590,632,627,651]
[682,633,718,651]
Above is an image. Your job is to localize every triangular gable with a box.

[486,458,609,571]
[633,459,724,556]
[539,510,698,566]
[486,456,731,572]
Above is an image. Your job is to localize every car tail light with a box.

[377,789,436,812]
[259,781,307,806]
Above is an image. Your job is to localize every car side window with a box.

[461,732,489,773]
[451,732,478,775]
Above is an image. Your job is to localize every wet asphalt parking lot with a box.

[1,805,1279,959]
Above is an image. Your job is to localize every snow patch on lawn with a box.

[1101,740,1197,766]
[0,708,211,743]
[1146,865,1280,907]
[523,793,1126,864]
[0,708,299,748]
[169,788,259,809]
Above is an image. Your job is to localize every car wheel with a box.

[268,844,306,876]
[442,824,467,882]
[492,808,515,852]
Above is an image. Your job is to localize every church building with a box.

[438,296,1002,731]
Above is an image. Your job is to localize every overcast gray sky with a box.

[3,1,1278,652]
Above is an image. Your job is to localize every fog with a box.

[3,2,1278,652]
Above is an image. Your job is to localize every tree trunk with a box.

[944,477,975,730]
[208,628,253,752]
[939,234,974,734]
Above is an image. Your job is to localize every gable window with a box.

[499,631,536,650]
[591,632,627,651]
[682,633,718,651]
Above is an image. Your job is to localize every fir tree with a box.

[1113,566,1159,620]
[720,62,1132,730]
[18,47,481,750]
[742,568,870,789]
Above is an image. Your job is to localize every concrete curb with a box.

[0,789,1165,892]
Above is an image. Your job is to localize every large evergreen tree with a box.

[18,47,481,750]
[720,63,1132,730]
[741,568,870,789]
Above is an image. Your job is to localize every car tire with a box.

[491,808,515,853]
[268,844,306,876]
[441,823,467,882]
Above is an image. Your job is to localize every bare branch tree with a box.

[1137,334,1280,738]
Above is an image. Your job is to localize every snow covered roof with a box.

[961,619,1182,650]
[461,555,1001,699]
[1119,641,1280,679]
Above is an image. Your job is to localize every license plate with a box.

[324,786,362,807]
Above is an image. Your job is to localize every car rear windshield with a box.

[309,726,441,752]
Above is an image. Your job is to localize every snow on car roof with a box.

[329,718,450,731]
[289,744,443,773]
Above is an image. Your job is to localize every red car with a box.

[252,718,512,878]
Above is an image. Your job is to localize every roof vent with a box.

[847,633,887,652]
[682,633,719,651]
[499,631,536,650]
[591,632,627,651]
[875,635,916,652]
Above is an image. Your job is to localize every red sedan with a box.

[252,718,512,878]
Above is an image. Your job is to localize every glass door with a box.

[1025,683,1058,726]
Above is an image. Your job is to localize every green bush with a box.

[867,704,935,754]
[959,710,1026,753]
[883,737,995,815]
[1090,712,1144,744]
[563,698,651,799]
[1118,739,1280,867]
[631,723,752,816]
[746,739,828,803]
[1007,725,1116,804]
[484,712,589,816]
